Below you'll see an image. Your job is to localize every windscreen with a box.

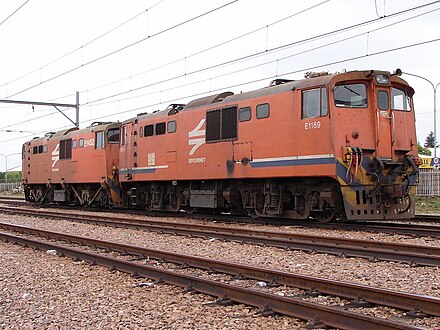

[334,83,367,108]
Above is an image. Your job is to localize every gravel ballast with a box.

[1,210,440,329]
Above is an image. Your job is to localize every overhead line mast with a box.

[0,92,79,128]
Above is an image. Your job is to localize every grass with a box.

[415,196,440,215]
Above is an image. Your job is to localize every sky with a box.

[0,0,439,172]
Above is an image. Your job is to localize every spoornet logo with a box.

[52,144,60,172]
[188,119,205,156]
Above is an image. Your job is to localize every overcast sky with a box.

[0,0,439,172]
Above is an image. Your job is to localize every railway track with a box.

[0,222,436,329]
[0,205,439,267]
[1,198,440,237]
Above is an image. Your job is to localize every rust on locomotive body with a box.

[22,70,419,222]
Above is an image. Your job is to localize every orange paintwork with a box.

[119,71,417,185]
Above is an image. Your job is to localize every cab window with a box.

[107,128,120,144]
[392,87,411,111]
[377,91,389,110]
[334,83,367,108]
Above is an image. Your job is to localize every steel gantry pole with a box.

[0,92,80,128]
[400,71,439,157]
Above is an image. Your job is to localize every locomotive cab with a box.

[330,70,418,220]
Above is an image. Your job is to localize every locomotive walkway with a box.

[0,205,439,267]
[0,222,437,329]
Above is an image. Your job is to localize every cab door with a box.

[390,86,416,153]
[119,124,130,179]
[375,88,393,159]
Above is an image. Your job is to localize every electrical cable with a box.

[0,0,166,89]
[5,0,239,99]
[83,5,440,106]
[81,36,440,123]
[0,0,29,28]
[2,35,439,143]
[1,3,439,135]
[2,0,435,112]
[80,0,439,101]
[81,0,331,95]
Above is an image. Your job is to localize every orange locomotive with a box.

[118,70,418,222]
[22,70,419,222]
[22,122,122,208]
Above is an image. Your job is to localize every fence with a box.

[0,182,22,193]
[417,169,440,196]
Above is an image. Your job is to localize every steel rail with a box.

[1,221,439,317]
[1,201,439,237]
[0,231,422,330]
[0,206,439,267]
[279,220,440,238]
[415,214,440,223]
[0,196,440,238]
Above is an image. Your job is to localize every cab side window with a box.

[96,131,105,149]
[302,87,328,118]
[392,87,411,111]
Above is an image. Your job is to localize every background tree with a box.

[424,131,439,148]
[0,171,22,183]
[418,142,432,156]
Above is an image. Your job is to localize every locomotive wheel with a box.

[186,207,197,214]
[246,208,260,219]
[315,208,336,223]
[143,202,152,212]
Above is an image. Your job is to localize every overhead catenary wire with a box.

[2,35,438,147]
[0,0,330,110]
[1,1,438,133]
[0,0,166,89]
[80,0,439,102]
[4,0,239,99]
[3,35,434,146]
[83,4,440,106]
[85,5,439,110]
[0,0,29,28]
[80,0,331,95]
[2,0,436,109]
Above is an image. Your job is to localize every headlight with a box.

[375,74,390,84]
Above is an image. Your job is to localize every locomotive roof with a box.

[124,69,412,122]
[24,122,119,145]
